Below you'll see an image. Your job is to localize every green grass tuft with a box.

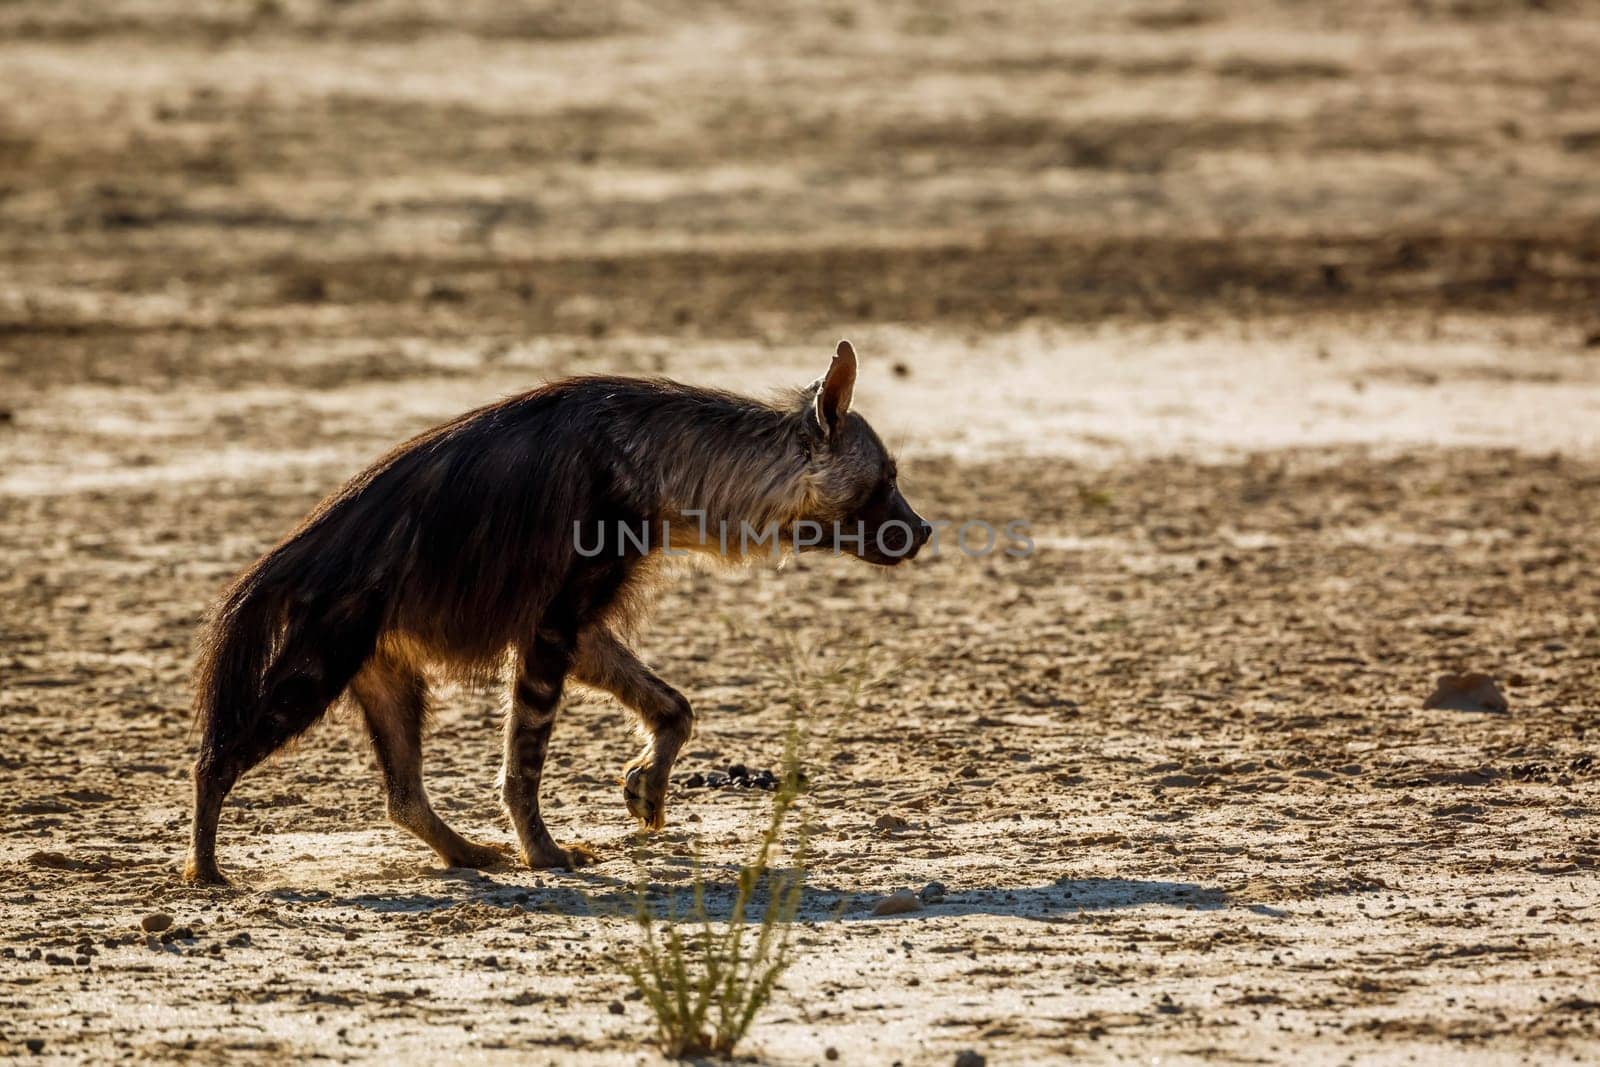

[622,727,809,1059]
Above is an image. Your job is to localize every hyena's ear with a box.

[814,339,857,440]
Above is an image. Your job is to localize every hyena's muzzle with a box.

[847,480,932,566]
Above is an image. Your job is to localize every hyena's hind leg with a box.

[572,626,694,831]
[349,649,508,870]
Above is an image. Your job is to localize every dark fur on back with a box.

[196,377,800,720]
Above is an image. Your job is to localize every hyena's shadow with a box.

[329,869,1229,923]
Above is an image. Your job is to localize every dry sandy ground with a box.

[4,2,1600,1064]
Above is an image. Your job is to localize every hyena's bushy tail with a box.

[187,489,401,882]
[191,522,385,771]
[192,553,294,761]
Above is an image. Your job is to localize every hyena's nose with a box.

[907,520,933,557]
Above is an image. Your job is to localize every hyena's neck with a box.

[627,387,811,553]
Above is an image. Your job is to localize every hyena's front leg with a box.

[572,626,694,830]
[502,632,594,869]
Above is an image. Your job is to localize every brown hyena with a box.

[185,341,929,885]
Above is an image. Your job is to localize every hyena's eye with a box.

[854,475,889,513]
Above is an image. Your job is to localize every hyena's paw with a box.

[181,856,231,887]
[622,763,668,831]
[523,841,597,870]
[442,840,514,871]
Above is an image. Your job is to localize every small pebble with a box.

[140,913,173,934]
[608,1000,625,1015]
[871,889,924,916]
[919,881,947,903]
[1423,672,1509,714]
[954,1052,985,1067]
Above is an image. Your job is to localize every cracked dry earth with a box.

[5,0,1600,1063]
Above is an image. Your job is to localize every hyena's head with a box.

[796,340,931,566]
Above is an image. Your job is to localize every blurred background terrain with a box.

[4,0,1599,365]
